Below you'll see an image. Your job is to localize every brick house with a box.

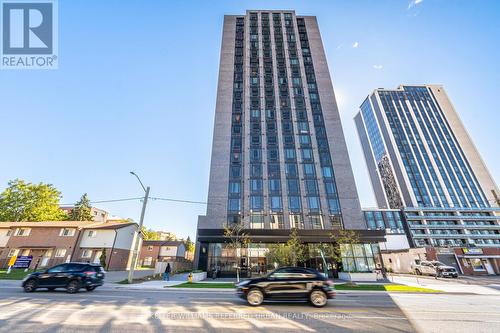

[0,221,138,271]
[139,240,190,270]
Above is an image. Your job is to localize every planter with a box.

[338,272,377,282]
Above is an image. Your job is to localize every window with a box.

[290,214,304,229]
[305,180,318,195]
[88,230,97,237]
[322,167,333,178]
[270,214,284,229]
[309,215,323,229]
[301,149,313,161]
[250,196,263,210]
[14,228,31,236]
[328,199,340,213]
[7,249,19,257]
[250,164,262,177]
[229,182,241,194]
[82,249,93,258]
[59,228,76,237]
[308,196,320,211]
[303,163,316,177]
[143,257,153,266]
[341,244,377,272]
[55,249,67,258]
[299,135,311,145]
[48,264,68,273]
[269,179,281,193]
[228,199,241,212]
[285,163,298,177]
[250,214,264,229]
[324,181,337,195]
[285,148,296,160]
[270,196,283,211]
[469,259,485,271]
[250,179,263,193]
[288,196,302,211]
[6,229,12,236]
[287,179,300,194]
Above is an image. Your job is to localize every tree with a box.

[141,227,161,240]
[265,243,292,267]
[69,193,93,221]
[265,229,307,268]
[223,223,250,282]
[99,248,107,269]
[286,228,307,266]
[0,179,67,222]
[185,236,195,253]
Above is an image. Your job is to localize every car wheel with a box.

[415,269,421,275]
[246,288,264,306]
[310,289,328,308]
[23,279,37,293]
[66,280,80,294]
[86,286,96,291]
[48,287,56,291]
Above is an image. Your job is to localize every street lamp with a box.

[127,171,150,284]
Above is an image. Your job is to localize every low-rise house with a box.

[74,221,137,270]
[0,221,137,271]
[140,240,191,271]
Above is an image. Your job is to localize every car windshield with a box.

[431,261,446,266]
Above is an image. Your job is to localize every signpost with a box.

[6,255,17,274]
[6,255,33,274]
[13,256,33,270]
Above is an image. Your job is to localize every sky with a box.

[1,0,499,240]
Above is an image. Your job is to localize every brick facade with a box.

[0,221,137,271]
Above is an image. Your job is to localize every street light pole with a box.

[128,172,150,284]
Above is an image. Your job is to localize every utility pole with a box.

[128,172,150,284]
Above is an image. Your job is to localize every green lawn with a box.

[335,283,440,293]
[0,269,35,280]
[170,282,236,289]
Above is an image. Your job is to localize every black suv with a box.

[22,262,105,293]
[236,267,335,307]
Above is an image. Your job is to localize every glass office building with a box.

[355,85,500,251]
[195,11,384,276]
[355,85,499,210]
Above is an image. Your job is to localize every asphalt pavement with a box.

[1,281,499,333]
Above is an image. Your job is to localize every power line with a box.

[60,197,143,206]
[62,196,226,207]
[150,197,209,205]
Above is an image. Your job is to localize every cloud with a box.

[352,42,359,48]
[373,65,383,70]
[408,0,423,9]
[336,43,343,50]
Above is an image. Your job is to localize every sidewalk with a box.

[390,275,500,295]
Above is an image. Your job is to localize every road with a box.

[0,283,499,333]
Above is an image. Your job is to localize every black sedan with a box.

[22,262,105,293]
[236,266,335,307]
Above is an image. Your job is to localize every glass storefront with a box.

[205,242,381,278]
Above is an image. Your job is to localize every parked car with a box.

[236,266,335,307]
[414,260,458,278]
[22,262,105,293]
